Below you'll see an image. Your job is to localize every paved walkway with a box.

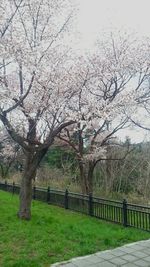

[51,239,150,267]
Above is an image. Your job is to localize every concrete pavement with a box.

[51,239,150,267]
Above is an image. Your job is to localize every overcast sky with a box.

[76,0,150,50]
[74,0,150,143]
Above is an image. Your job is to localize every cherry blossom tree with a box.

[0,0,77,220]
[58,34,149,194]
[0,0,20,178]
[0,0,24,38]
[0,0,149,220]
[124,38,150,135]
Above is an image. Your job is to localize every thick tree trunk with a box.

[17,147,48,220]
[18,153,37,220]
[18,173,33,220]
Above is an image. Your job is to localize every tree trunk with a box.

[78,161,88,194]
[78,160,95,195]
[18,152,37,220]
[87,161,95,194]
[105,159,112,193]
[17,147,48,220]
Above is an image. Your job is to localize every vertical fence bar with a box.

[64,189,69,209]
[47,186,50,203]
[123,199,127,227]
[89,193,93,216]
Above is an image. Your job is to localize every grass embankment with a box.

[0,191,149,267]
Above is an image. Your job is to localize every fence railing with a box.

[0,181,150,232]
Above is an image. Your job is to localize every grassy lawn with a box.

[0,191,150,267]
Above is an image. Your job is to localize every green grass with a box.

[0,191,150,267]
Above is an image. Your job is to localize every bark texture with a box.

[18,147,48,220]
[18,152,37,220]
[79,160,95,195]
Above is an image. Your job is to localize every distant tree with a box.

[0,128,19,178]
[43,145,77,172]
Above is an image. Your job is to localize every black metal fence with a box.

[0,181,150,232]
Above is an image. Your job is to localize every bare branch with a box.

[1,0,24,38]
[4,72,35,114]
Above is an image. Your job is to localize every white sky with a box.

[74,0,150,143]
[76,0,150,50]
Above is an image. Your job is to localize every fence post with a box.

[64,189,69,209]
[89,193,93,216]
[47,186,50,203]
[12,182,15,195]
[33,186,36,200]
[123,199,127,227]
[5,180,7,191]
